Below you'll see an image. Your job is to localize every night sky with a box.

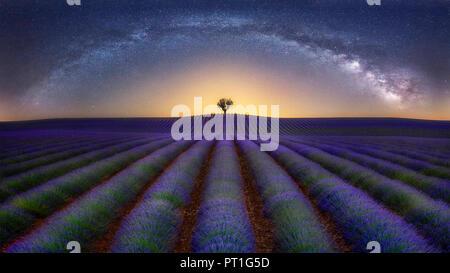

[0,0,449,121]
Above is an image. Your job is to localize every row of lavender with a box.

[237,141,335,252]
[305,136,450,167]
[0,131,141,157]
[264,142,436,252]
[111,141,213,252]
[6,141,193,252]
[308,136,449,160]
[191,141,255,252]
[0,138,172,248]
[296,137,450,179]
[0,132,446,253]
[0,132,90,155]
[281,140,449,252]
[0,137,164,202]
[0,135,137,166]
[287,138,449,203]
[0,136,144,178]
[0,136,94,158]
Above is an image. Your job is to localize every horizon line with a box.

[1,115,450,123]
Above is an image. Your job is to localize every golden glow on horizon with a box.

[0,100,12,122]
[117,60,320,118]
[115,60,449,120]
[1,59,449,121]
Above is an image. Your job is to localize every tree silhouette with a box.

[217,98,233,114]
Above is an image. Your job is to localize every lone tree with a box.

[217,98,233,114]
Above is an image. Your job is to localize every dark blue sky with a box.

[0,0,449,120]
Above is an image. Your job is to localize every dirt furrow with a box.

[173,141,216,253]
[234,141,275,253]
[268,150,354,253]
[90,143,194,253]
[0,159,137,253]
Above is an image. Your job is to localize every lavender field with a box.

[0,118,448,253]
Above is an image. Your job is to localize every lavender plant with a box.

[282,140,450,252]
[360,143,450,168]
[237,141,335,252]
[0,134,94,159]
[0,135,137,166]
[328,136,450,159]
[0,137,95,161]
[6,140,193,253]
[0,137,163,201]
[111,140,213,252]
[0,138,173,248]
[0,137,143,177]
[301,136,450,167]
[192,141,255,253]
[269,144,436,253]
[290,139,449,203]
[308,139,450,179]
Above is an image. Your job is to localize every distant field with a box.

[0,118,448,253]
[1,117,449,137]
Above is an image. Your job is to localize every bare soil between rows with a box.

[268,147,354,253]
[0,156,138,253]
[173,141,217,253]
[234,141,275,253]
[90,142,193,252]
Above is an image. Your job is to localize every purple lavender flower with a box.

[111,141,213,252]
[288,139,449,203]
[6,141,193,253]
[0,137,165,201]
[238,140,336,252]
[192,141,255,253]
[0,138,173,248]
[269,144,436,253]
